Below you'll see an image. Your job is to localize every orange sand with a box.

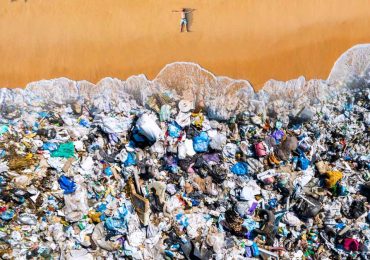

[0,0,370,89]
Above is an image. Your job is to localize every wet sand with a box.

[0,0,370,89]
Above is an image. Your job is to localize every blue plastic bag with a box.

[104,167,113,177]
[230,162,249,176]
[79,118,90,128]
[88,142,100,153]
[344,101,353,112]
[167,121,182,138]
[124,152,136,167]
[1,210,14,221]
[298,155,310,170]
[193,132,210,153]
[97,203,107,212]
[117,205,130,219]
[105,217,126,231]
[131,127,155,147]
[42,142,59,152]
[175,213,189,228]
[58,175,77,194]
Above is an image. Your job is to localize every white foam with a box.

[1,44,369,120]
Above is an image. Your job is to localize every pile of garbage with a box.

[0,87,368,259]
[0,45,369,259]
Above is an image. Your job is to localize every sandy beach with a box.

[0,0,370,89]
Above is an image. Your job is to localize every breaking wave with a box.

[1,44,370,122]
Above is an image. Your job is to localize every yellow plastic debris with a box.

[325,170,343,188]
[191,112,204,128]
[88,211,102,223]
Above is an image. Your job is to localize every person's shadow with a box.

[184,8,196,32]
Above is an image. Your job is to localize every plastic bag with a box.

[37,128,57,139]
[42,142,59,152]
[94,115,131,134]
[271,129,284,142]
[294,107,314,124]
[160,104,171,122]
[58,175,77,194]
[18,213,38,225]
[178,100,193,113]
[298,154,310,170]
[63,184,89,222]
[178,141,187,159]
[176,112,191,128]
[51,142,75,158]
[210,133,227,151]
[230,162,249,176]
[105,217,127,232]
[136,114,162,142]
[325,170,343,188]
[184,139,196,156]
[254,142,267,157]
[222,143,237,158]
[343,238,360,251]
[193,132,210,153]
[115,149,129,163]
[1,210,15,221]
[124,152,137,167]
[167,121,182,138]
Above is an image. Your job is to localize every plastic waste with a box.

[51,142,75,158]
[42,142,59,152]
[58,175,77,194]
[222,143,237,158]
[0,125,9,136]
[297,154,310,170]
[0,66,369,259]
[167,121,182,138]
[136,114,162,142]
[210,133,227,151]
[193,132,210,153]
[1,209,15,221]
[254,142,267,157]
[124,152,136,166]
[37,128,57,139]
[175,112,191,128]
[178,100,193,113]
[159,104,171,122]
[230,162,249,176]
[18,213,38,225]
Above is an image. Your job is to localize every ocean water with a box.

[0,44,369,121]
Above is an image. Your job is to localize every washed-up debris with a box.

[0,47,369,259]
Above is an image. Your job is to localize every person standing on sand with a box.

[172,8,194,32]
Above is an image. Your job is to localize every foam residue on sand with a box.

[1,44,369,123]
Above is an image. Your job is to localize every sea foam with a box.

[1,44,369,122]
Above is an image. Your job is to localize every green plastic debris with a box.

[78,222,86,230]
[160,104,171,122]
[51,142,75,158]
